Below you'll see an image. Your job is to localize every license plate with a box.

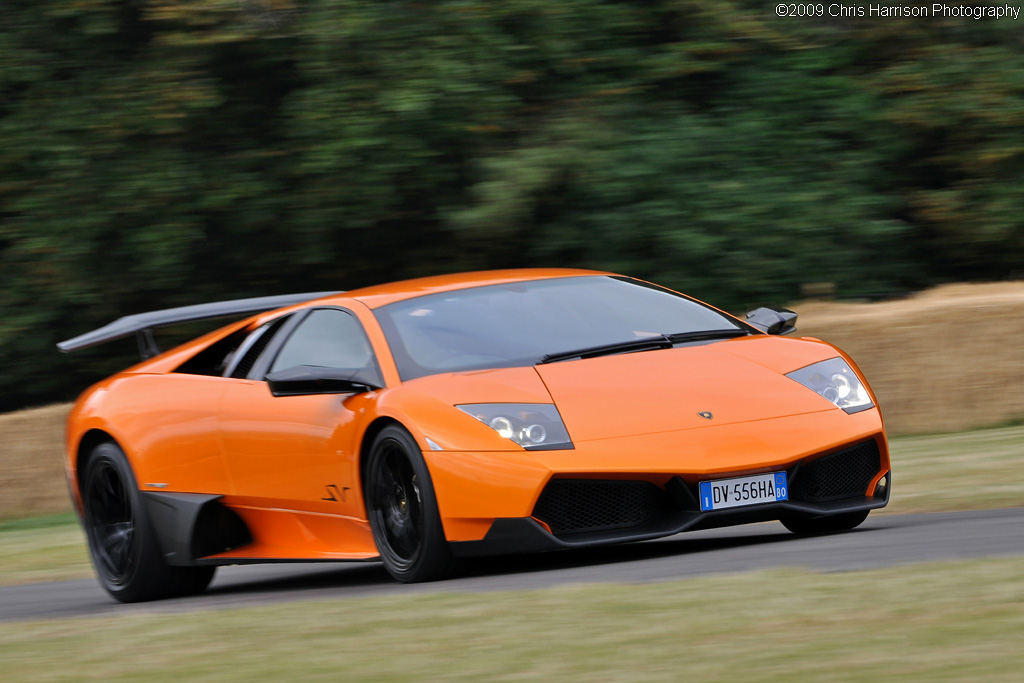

[699,472,788,511]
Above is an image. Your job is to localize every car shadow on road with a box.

[201,522,881,600]
[461,526,802,579]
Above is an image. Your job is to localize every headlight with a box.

[786,358,874,414]
[456,404,574,450]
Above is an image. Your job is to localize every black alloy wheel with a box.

[365,426,458,582]
[81,442,215,602]
[83,452,137,587]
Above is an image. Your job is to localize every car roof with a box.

[316,268,612,310]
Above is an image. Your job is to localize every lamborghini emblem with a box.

[697,411,713,420]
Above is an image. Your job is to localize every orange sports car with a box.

[59,269,890,602]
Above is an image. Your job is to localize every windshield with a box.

[374,276,748,381]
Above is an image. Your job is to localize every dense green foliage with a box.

[2,1,1023,410]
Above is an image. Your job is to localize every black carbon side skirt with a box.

[142,492,253,566]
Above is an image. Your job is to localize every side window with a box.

[269,308,380,382]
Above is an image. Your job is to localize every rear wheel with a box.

[781,509,869,534]
[81,441,215,602]
[365,426,458,582]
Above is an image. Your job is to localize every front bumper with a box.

[450,472,890,557]
[425,408,890,549]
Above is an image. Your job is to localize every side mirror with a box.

[745,307,798,336]
[266,365,381,397]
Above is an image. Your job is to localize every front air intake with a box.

[532,479,667,536]
[790,440,882,503]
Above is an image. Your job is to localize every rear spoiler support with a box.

[137,328,161,360]
[57,291,341,359]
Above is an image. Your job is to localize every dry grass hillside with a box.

[1,404,71,520]
[2,281,1023,520]
[796,282,1024,435]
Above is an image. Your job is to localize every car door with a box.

[219,307,384,520]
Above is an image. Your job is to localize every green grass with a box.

[0,512,79,533]
[885,424,1024,515]
[2,557,1024,681]
[0,514,91,587]
[3,423,1023,588]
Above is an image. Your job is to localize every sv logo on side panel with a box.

[321,484,350,502]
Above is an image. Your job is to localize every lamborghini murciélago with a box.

[59,269,890,602]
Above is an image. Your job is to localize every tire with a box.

[780,509,870,535]
[81,441,216,602]
[365,426,459,582]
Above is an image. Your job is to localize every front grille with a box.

[790,440,881,503]
[532,480,665,535]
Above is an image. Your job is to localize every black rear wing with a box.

[57,291,341,360]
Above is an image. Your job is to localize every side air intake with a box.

[142,492,252,566]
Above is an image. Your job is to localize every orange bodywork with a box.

[65,269,890,562]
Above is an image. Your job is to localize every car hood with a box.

[534,336,842,442]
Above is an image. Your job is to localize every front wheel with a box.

[780,509,869,534]
[81,441,215,602]
[365,426,458,582]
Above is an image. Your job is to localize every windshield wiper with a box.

[538,336,674,364]
[537,329,751,365]
[665,329,751,343]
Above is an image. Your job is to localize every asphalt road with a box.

[3,507,1023,622]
